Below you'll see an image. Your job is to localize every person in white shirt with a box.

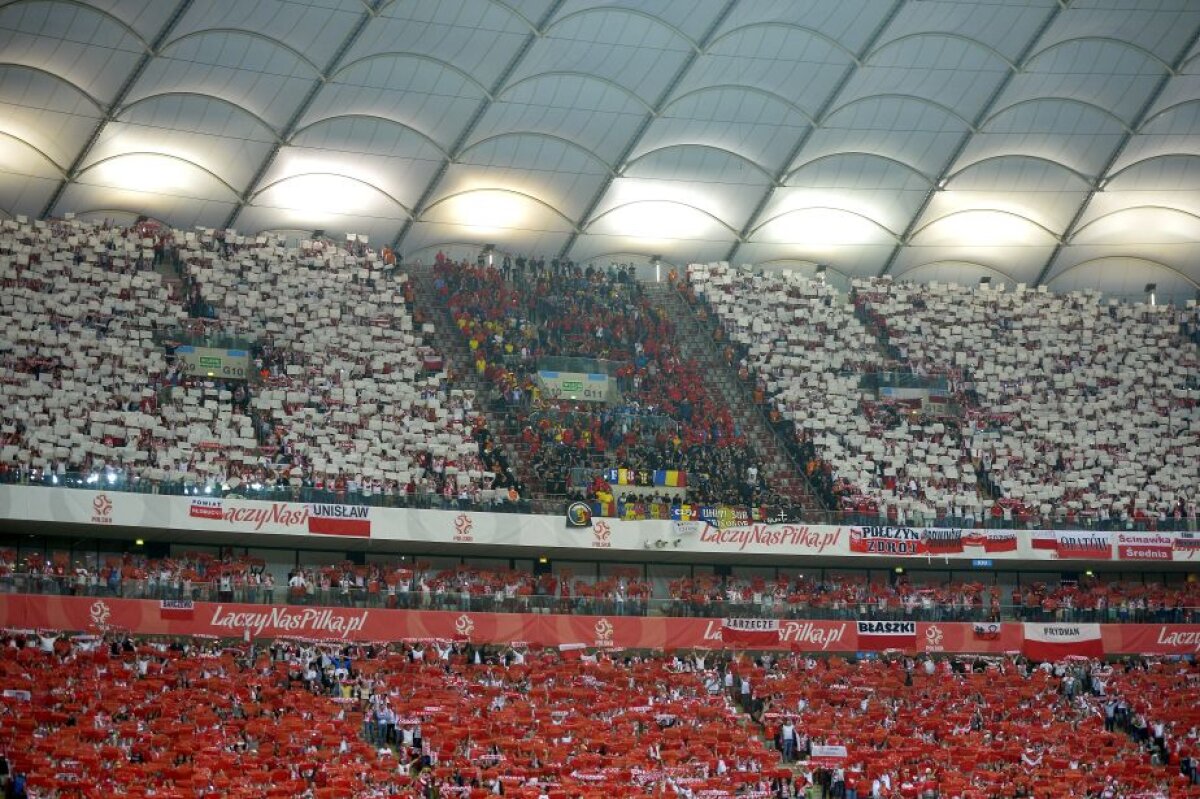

[780,719,797,762]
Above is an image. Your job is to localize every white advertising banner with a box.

[0,486,1195,561]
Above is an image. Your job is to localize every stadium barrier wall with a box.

[0,594,1197,656]
[1,486,1198,563]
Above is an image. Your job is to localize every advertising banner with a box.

[1022,623,1104,660]
[2,486,1197,562]
[1176,533,1200,559]
[1054,532,1113,560]
[918,621,1022,654]
[1031,531,1114,560]
[721,618,780,647]
[692,524,844,556]
[1115,532,1175,561]
[849,526,925,556]
[0,595,1196,656]
[856,620,917,650]
[1104,625,1200,655]
[963,530,1018,553]
[848,527,965,556]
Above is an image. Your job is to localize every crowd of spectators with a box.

[0,632,784,798]
[434,254,766,509]
[685,264,1199,531]
[749,651,1198,798]
[0,629,1195,798]
[0,218,522,508]
[664,571,1199,624]
[853,278,1198,529]
[4,549,1195,624]
[1,217,188,487]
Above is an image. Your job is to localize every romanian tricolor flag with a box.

[654,469,687,487]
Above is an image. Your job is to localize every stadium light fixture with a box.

[135,539,144,547]
[894,566,904,574]
[1145,283,1156,306]
[538,556,549,565]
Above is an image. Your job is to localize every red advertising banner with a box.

[1099,624,1200,656]
[0,596,1197,656]
[1115,532,1174,561]
[917,621,1022,655]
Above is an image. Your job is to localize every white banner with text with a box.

[0,486,1196,562]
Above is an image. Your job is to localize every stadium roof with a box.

[2,0,1200,298]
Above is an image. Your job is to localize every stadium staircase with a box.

[642,281,823,514]
[406,263,530,493]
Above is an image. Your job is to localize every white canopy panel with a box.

[1,0,1198,297]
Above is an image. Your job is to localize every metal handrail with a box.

[0,577,1195,624]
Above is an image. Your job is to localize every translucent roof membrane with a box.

[0,0,1197,298]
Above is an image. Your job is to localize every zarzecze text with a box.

[210,605,368,639]
[698,524,840,553]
